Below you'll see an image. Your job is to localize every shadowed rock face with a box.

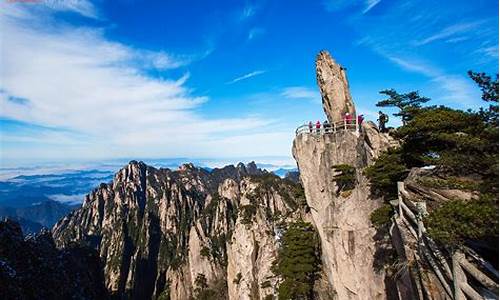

[0,219,107,300]
[316,50,357,123]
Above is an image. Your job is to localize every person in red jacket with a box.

[357,114,364,125]
[346,113,353,124]
[315,120,321,133]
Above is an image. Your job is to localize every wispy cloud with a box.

[45,0,99,19]
[476,45,499,59]
[226,70,266,84]
[247,27,265,41]
[323,0,381,14]
[385,56,439,77]
[363,0,381,14]
[281,87,320,103]
[414,21,483,46]
[240,4,256,20]
[384,55,479,106]
[0,4,277,161]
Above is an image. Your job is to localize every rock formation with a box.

[52,161,308,299]
[293,51,397,299]
[316,50,357,123]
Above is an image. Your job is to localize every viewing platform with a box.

[295,119,360,136]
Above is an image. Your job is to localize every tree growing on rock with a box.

[376,89,430,125]
[272,221,321,300]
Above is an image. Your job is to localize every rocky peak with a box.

[52,160,306,300]
[316,50,356,123]
[293,50,395,299]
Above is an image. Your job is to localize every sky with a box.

[0,0,498,166]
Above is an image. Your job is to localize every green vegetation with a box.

[425,195,498,248]
[332,164,356,196]
[376,89,430,125]
[240,204,257,225]
[233,273,242,285]
[192,274,228,300]
[200,246,210,258]
[206,233,228,266]
[364,148,409,199]
[272,221,321,300]
[260,280,272,288]
[416,176,480,191]
[367,70,498,251]
[468,71,498,124]
[370,204,394,228]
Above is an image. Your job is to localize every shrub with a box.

[425,195,498,248]
[240,204,257,225]
[370,204,394,228]
[200,246,210,258]
[233,273,242,285]
[260,280,272,288]
[332,164,356,195]
[364,148,409,199]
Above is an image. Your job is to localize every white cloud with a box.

[0,4,282,161]
[226,70,266,84]
[363,0,380,14]
[45,0,99,18]
[281,87,320,103]
[385,56,439,77]
[415,21,483,46]
[48,193,86,204]
[476,45,499,59]
[384,55,479,106]
[323,0,381,14]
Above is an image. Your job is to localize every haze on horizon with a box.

[1,0,498,165]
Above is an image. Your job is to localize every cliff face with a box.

[52,161,306,299]
[293,51,396,299]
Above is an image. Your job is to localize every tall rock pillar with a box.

[293,51,394,299]
[316,50,356,123]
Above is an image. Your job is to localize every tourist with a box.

[308,121,313,133]
[323,120,330,133]
[315,120,321,133]
[357,114,364,128]
[377,111,388,132]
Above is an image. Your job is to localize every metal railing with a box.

[295,119,360,136]
[396,182,499,300]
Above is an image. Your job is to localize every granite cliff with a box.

[293,50,397,299]
[52,161,310,299]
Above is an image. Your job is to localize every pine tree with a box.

[376,89,430,125]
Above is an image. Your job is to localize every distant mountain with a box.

[0,216,44,235]
[0,169,114,207]
[0,201,78,234]
[272,167,298,178]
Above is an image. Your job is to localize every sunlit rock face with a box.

[294,51,397,299]
[316,50,357,123]
[52,161,306,300]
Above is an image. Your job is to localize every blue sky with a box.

[0,0,498,166]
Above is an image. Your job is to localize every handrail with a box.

[396,181,499,300]
[295,119,360,136]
